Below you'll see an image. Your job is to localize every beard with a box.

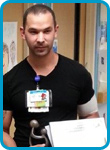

[30,44,53,57]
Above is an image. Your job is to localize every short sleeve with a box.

[78,71,94,105]
[3,75,12,110]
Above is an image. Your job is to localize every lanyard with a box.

[34,75,40,90]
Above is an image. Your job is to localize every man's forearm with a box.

[3,131,17,147]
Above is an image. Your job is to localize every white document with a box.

[49,118,107,147]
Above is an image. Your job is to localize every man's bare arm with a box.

[79,111,99,119]
[78,95,99,119]
[3,110,17,147]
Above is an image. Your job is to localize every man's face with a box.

[3,51,8,75]
[22,12,58,57]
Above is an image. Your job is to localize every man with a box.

[3,4,99,147]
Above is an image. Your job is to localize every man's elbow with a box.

[79,111,99,119]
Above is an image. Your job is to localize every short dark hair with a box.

[23,4,57,29]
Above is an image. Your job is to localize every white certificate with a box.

[49,118,107,147]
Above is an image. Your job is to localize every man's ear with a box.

[20,26,25,40]
[55,25,59,38]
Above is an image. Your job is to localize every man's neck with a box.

[27,51,58,76]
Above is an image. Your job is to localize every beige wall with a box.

[53,3,75,59]
[3,3,24,63]
[85,3,97,79]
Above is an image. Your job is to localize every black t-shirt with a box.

[3,54,94,147]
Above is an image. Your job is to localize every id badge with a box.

[26,89,52,113]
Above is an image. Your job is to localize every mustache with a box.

[35,44,48,48]
[35,46,47,48]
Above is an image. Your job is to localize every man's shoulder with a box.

[59,54,86,71]
[3,58,27,80]
[59,54,91,80]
